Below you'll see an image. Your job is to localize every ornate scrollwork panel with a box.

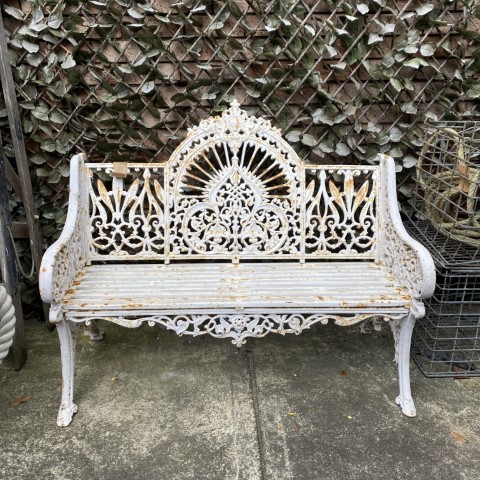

[167,102,302,257]
[304,167,378,257]
[70,312,405,347]
[51,218,85,302]
[88,165,166,258]
[381,217,427,298]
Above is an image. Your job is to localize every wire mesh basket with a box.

[412,304,480,378]
[405,222,480,376]
[429,268,480,313]
[409,121,480,265]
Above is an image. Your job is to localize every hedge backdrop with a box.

[1,0,479,304]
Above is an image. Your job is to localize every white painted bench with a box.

[40,102,435,426]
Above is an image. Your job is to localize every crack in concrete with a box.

[247,342,267,480]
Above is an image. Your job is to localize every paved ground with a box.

[1,320,479,480]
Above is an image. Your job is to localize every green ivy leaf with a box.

[30,155,46,165]
[32,106,49,121]
[335,143,350,156]
[50,111,66,124]
[312,108,335,126]
[141,81,155,94]
[416,4,434,16]
[403,156,417,168]
[61,54,76,69]
[368,34,383,45]
[420,44,435,56]
[389,78,403,92]
[171,93,198,104]
[403,58,429,69]
[228,38,243,51]
[21,40,39,53]
[302,134,317,147]
[285,131,301,143]
[26,53,43,66]
[35,167,50,177]
[357,4,369,15]
[5,6,24,20]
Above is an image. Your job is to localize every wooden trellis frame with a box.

[0,0,478,307]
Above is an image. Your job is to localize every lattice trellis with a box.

[1,0,479,245]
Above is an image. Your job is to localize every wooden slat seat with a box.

[63,262,411,315]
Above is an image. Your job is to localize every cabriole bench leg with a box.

[56,318,79,427]
[396,312,416,417]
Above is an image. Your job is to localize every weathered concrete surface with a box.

[1,321,479,480]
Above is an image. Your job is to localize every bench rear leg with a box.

[56,318,79,426]
[84,320,104,341]
[395,312,416,417]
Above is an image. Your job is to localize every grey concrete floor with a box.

[1,320,479,480]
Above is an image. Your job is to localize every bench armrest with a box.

[39,154,88,306]
[378,155,436,305]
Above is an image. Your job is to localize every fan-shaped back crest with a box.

[167,102,303,258]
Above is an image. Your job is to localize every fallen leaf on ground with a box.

[287,411,295,417]
[340,370,347,378]
[277,423,284,430]
[451,431,468,443]
[111,375,118,382]
[347,415,353,420]
[452,366,468,379]
[10,396,31,406]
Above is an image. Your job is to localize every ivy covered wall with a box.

[0,0,479,301]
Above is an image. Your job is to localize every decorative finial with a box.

[230,99,240,108]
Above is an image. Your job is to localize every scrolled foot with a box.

[396,395,416,417]
[57,402,78,427]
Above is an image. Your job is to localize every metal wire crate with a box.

[408,121,480,266]
[429,268,480,314]
[412,306,480,378]
[404,219,480,268]
[404,221,480,376]
[409,264,480,377]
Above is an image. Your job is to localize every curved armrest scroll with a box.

[39,154,88,305]
[378,155,436,302]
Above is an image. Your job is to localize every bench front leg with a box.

[56,314,79,427]
[395,312,416,417]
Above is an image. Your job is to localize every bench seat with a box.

[63,262,411,315]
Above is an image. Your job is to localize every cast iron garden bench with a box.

[39,101,435,426]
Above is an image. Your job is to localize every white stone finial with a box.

[230,99,240,108]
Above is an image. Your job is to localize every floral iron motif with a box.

[70,312,405,347]
[85,104,383,260]
[304,167,378,256]
[167,102,303,257]
[89,166,165,258]
[172,148,296,256]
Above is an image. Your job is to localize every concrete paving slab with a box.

[1,320,479,480]
[251,325,480,480]
[1,322,260,480]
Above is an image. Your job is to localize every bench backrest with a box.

[85,101,379,263]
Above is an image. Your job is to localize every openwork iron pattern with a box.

[86,103,380,260]
[88,163,166,257]
[71,312,402,347]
